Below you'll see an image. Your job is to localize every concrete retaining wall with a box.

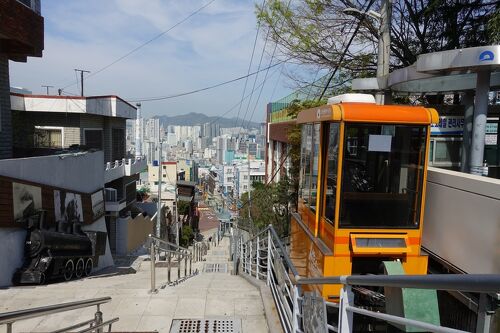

[423,167,500,274]
[116,214,153,255]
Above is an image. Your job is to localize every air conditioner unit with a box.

[105,188,117,202]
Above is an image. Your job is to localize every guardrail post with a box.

[189,253,192,275]
[177,252,181,280]
[338,284,354,333]
[291,287,300,333]
[249,240,253,276]
[476,293,493,333]
[167,252,171,284]
[94,304,103,333]
[256,236,260,280]
[267,229,271,286]
[6,323,12,333]
[150,242,156,293]
[184,251,188,277]
[240,237,243,273]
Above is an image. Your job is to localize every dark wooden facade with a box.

[0,175,103,228]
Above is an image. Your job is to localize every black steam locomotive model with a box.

[13,211,106,285]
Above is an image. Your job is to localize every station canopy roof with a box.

[353,45,500,94]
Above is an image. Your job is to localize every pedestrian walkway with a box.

[0,235,269,333]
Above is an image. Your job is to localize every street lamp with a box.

[343,0,392,105]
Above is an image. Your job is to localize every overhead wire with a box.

[126,60,284,102]
[318,0,377,100]
[58,0,216,92]
[238,28,271,129]
[233,0,268,128]
[202,65,281,127]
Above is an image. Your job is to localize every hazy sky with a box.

[9,0,295,121]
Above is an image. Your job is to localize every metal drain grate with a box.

[203,263,228,273]
[170,318,241,333]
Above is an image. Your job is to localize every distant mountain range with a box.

[155,112,261,129]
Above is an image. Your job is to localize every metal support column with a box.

[476,294,494,333]
[256,236,260,280]
[267,229,272,285]
[375,0,392,105]
[94,305,103,333]
[150,243,156,293]
[470,70,491,175]
[461,91,475,173]
[338,285,354,333]
[167,252,171,283]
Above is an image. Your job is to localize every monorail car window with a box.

[309,123,320,212]
[299,124,313,205]
[339,124,427,229]
[324,123,339,224]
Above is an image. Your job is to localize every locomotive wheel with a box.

[84,258,93,276]
[75,258,85,278]
[63,259,74,281]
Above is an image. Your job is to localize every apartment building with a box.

[9,93,146,254]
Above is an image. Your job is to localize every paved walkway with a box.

[0,235,269,333]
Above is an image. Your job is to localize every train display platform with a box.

[0,235,269,333]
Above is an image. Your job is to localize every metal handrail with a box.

[149,234,191,253]
[296,274,500,293]
[0,297,111,325]
[75,317,119,333]
[236,223,500,333]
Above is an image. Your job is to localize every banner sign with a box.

[431,116,464,135]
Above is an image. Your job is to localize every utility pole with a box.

[74,69,90,96]
[157,125,162,238]
[247,142,251,222]
[41,85,54,95]
[376,0,392,105]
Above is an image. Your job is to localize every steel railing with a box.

[235,224,500,333]
[0,297,117,333]
[148,231,219,292]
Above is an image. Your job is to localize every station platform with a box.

[0,235,269,333]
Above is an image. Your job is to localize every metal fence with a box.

[235,225,500,333]
[0,297,117,333]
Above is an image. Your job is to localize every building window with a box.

[34,127,63,148]
[84,129,103,150]
[323,123,339,224]
[243,175,248,180]
[112,128,125,160]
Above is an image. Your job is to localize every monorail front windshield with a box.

[340,124,427,229]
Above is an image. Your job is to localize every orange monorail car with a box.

[289,94,439,300]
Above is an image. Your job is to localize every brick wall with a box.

[0,0,44,61]
[0,56,12,159]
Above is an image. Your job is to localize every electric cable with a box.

[58,0,216,92]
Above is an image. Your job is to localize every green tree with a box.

[180,225,194,247]
[238,178,294,236]
[177,200,190,216]
[257,0,497,92]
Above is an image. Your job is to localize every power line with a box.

[59,0,216,91]
[203,65,281,127]
[238,28,270,129]
[233,0,267,128]
[318,0,376,100]
[245,40,279,128]
[126,60,284,102]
